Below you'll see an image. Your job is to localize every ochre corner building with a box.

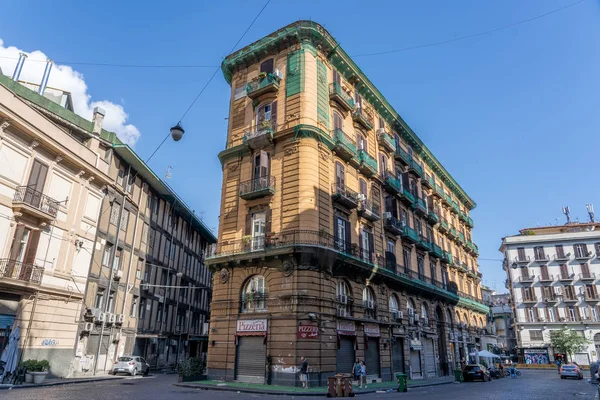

[206,21,489,387]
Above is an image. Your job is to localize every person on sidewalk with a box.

[360,361,367,389]
[299,357,309,388]
[555,359,561,374]
[352,358,361,386]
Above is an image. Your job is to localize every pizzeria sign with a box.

[237,319,267,335]
[297,324,319,339]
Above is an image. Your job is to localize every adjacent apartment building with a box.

[0,66,216,378]
[206,21,489,387]
[500,222,600,365]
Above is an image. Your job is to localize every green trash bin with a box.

[454,369,464,382]
[396,373,407,392]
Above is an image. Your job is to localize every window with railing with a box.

[241,275,267,312]
[337,280,352,317]
[574,243,589,258]
[363,287,376,319]
[389,294,400,321]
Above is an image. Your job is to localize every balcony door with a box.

[251,212,266,251]
[253,151,270,191]
[7,226,40,280]
[24,159,49,208]
[335,162,345,191]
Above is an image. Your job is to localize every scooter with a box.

[504,368,521,377]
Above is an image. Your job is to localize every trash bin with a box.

[339,373,354,397]
[327,376,338,397]
[396,373,408,392]
[327,374,354,397]
[454,369,464,382]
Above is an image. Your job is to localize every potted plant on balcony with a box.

[29,359,50,384]
[258,71,267,80]
[242,235,252,250]
[259,119,272,131]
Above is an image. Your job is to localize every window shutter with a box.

[360,179,367,196]
[336,162,345,187]
[521,267,529,278]
[9,225,25,260]
[344,219,351,252]
[257,106,265,125]
[333,112,342,130]
[582,263,590,276]
[259,151,270,177]
[265,208,272,234]
[517,248,525,260]
[560,264,569,278]
[521,288,527,301]
[23,230,41,265]
[245,214,252,236]
[401,172,409,191]
[368,232,374,260]
[270,101,277,130]
[541,265,549,280]
[582,244,589,255]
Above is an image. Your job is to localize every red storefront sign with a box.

[364,324,381,337]
[337,321,356,336]
[297,324,319,339]
[236,319,267,336]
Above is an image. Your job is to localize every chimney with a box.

[38,59,53,95]
[92,107,105,135]
[12,53,27,81]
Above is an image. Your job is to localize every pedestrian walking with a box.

[498,362,504,378]
[299,357,309,388]
[360,360,367,389]
[555,359,561,374]
[510,364,516,378]
[352,358,361,385]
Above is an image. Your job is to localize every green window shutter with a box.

[316,60,329,128]
[286,50,305,97]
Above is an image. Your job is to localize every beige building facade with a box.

[207,21,489,386]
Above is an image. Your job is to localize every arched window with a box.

[407,299,416,324]
[421,303,429,325]
[363,287,376,319]
[241,275,267,312]
[256,101,277,131]
[446,309,453,327]
[389,294,399,320]
[333,111,343,130]
[336,281,352,317]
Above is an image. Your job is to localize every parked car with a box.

[463,364,491,382]
[111,356,150,376]
[560,364,583,380]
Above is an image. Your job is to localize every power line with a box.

[351,0,587,57]
[177,0,271,122]
[0,56,218,69]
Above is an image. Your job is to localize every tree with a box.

[549,328,591,363]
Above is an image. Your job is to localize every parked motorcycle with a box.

[504,368,521,377]
[488,366,501,379]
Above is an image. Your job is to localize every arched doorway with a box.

[436,306,449,376]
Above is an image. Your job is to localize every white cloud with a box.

[0,39,140,146]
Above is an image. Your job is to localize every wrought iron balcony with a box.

[442,251,453,265]
[584,292,600,304]
[408,159,424,178]
[416,235,431,251]
[459,211,468,223]
[352,106,374,130]
[543,294,559,304]
[383,171,402,194]
[439,219,449,233]
[399,187,415,206]
[466,215,474,228]
[243,123,274,149]
[13,186,59,220]
[539,274,555,285]
[377,129,396,153]
[383,214,403,236]
[241,290,269,312]
[329,82,355,111]
[246,73,281,99]
[575,251,594,260]
[534,253,550,263]
[358,150,378,177]
[394,146,411,166]
[514,256,530,265]
[401,224,419,244]
[429,243,444,259]
[516,275,536,284]
[579,272,596,282]
[449,227,458,240]
[0,259,44,285]
[427,208,440,225]
[239,176,276,200]
[331,128,358,163]
[332,184,359,209]
[458,232,466,246]
[413,197,427,216]
[434,183,445,199]
[559,273,574,282]
[358,199,380,222]
[451,201,460,214]
[554,252,571,262]
[521,296,538,304]
[562,294,578,303]
[444,193,453,207]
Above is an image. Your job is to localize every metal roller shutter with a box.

[365,338,380,377]
[336,336,355,374]
[410,350,421,378]
[392,338,404,374]
[235,336,265,383]
[424,338,436,378]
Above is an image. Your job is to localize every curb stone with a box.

[0,376,125,390]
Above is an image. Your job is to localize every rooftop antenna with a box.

[586,204,595,223]
[562,206,571,224]
[165,166,173,180]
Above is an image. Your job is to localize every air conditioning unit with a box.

[92,307,102,321]
[107,313,116,324]
[357,193,366,201]
[114,270,123,280]
[274,69,283,80]
[377,128,387,135]
[115,314,124,324]
[83,322,94,332]
[391,310,403,322]
[383,212,392,219]
[95,312,106,324]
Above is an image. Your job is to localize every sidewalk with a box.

[0,374,125,390]
[174,376,455,396]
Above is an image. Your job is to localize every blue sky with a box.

[1,0,598,293]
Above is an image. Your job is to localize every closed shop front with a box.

[410,339,422,379]
[336,321,356,374]
[364,324,381,378]
[392,337,404,375]
[424,338,436,378]
[235,319,267,383]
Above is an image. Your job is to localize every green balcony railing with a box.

[466,216,474,228]
[452,201,460,214]
[246,73,281,98]
[450,227,458,239]
[442,251,453,265]
[401,225,419,243]
[427,209,440,225]
[440,219,449,232]
[395,146,411,165]
[329,82,355,110]
[444,193,453,205]
[358,150,378,175]
[435,183,445,197]
[378,131,396,152]
[424,173,434,188]
[416,196,427,212]
[430,243,444,258]
[458,232,466,244]
[332,128,358,160]
[401,188,415,205]
[409,159,424,178]
[352,107,375,130]
[384,171,402,194]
